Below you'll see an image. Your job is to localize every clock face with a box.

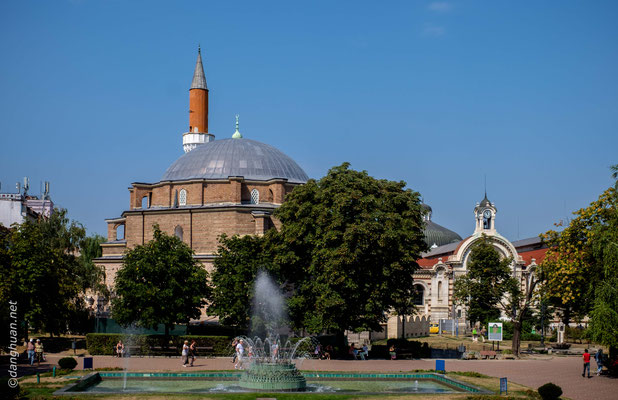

[483,210,492,219]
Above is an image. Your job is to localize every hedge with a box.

[58,357,78,370]
[370,339,431,359]
[86,334,233,356]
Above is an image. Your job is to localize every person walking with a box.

[189,340,197,367]
[27,339,35,366]
[181,340,190,367]
[582,348,591,378]
[231,338,238,364]
[34,339,44,366]
[595,348,604,376]
[235,339,244,370]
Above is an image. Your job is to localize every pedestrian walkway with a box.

[10,354,614,400]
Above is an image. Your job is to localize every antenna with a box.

[484,174,487,197]
[23,177,29,195]
[16,182,21,194]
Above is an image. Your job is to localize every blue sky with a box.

[1,0,617,241]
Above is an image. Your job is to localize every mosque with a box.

[94,50,547,332]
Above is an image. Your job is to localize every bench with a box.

[149,346,180,357]
[480,350,497,359]
[195,346,215,358]
[126,345,144,357]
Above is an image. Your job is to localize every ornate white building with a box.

[414,194,547,325]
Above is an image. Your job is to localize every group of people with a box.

[582,348,605,378]
[26,338,45,365]
[472,326,487,342]
[348,343,369,360]
[181,340,198,367]
[313,343,333,360]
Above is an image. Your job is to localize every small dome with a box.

[423,220,462,248]
[161,138,309,183]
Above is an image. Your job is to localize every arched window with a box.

[179,189,187,206]
[413,284,425,305]
[116,224,125,240]
[174,225,183,241]
[250,189,260,205]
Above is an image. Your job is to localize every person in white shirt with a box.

[235,339,245,370]
[181,340,190,367]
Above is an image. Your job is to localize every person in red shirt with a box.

[583,349,591,378]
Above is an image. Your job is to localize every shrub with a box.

[58,357,78,370]
[538,382,563,400]
[86,333,233,356]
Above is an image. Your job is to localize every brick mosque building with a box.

[95,49,547,331]
[93,49,309,319]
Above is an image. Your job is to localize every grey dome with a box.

[424,220,462,248]
[161,138,309,183]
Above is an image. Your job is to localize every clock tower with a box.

[474,193,497,234]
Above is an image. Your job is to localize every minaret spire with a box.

[183,46,214,153]
[191,46,208,90]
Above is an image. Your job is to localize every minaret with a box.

[183,46,214,153]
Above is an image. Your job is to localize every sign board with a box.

[83,357,93,369]
[435,359,445,372]
[500,377,508,394]
[487,322,503,341]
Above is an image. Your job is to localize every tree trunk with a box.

[401,315,406,339]
[512,319,522,356]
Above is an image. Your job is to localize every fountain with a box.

[235,271,309,391]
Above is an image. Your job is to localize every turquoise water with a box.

[77,372,481,394]
[88,379,457,393]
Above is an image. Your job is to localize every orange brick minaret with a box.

[183,46,214,153]
[189,46,208,133]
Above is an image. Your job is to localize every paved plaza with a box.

[15,354,615,400]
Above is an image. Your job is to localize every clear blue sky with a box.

[1,1,617,241]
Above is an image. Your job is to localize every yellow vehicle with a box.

[429,323,439,334]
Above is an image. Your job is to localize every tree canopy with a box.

[208,233,277,328]
[112,225,209,336]
[541,165,618,348]
[1,208,99,337]
[271,163,427,334]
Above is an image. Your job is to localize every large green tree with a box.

[3,209,90,337]
[112,225,209,336]
[271,163,427,335]
[208,233,277,329]
[453,236,517,326]
[540,165,618,352]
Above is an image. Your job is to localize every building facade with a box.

[93,50,309,319]
[413,194,548,325]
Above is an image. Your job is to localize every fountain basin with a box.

[54,371,487,395]
[239,361,306,391]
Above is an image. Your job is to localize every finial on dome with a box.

[232,114,242,139]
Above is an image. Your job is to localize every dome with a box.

[161,138,309,184]
[423,220,462,248]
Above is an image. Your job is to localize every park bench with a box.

[480,350,497,359]
[126,345,144,357]
[195,346,215,358]
[149,346,180,357]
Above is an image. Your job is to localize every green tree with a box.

[208,234,276,329]
[112,225,209,337]
[271,163,427,335]
[454,236,516,325]
[6,209,88,337]
[77,234,107,295]
[540,165,618,352]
